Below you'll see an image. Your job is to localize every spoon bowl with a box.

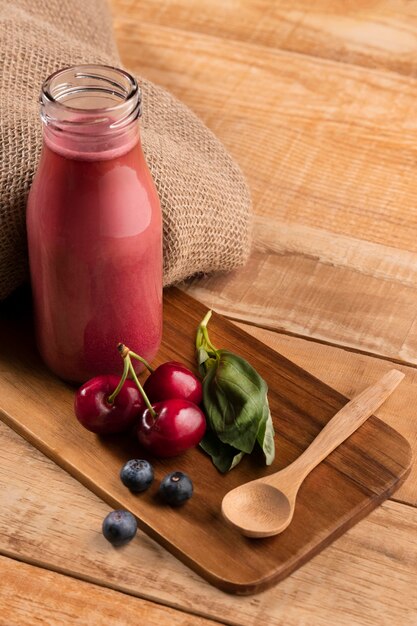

[221,369,404,538]
[222,482,292,537]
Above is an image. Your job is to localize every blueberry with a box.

[102,510,137,546]
[158,471,193,506]
[120,459,154,492]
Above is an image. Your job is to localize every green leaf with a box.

[256,401,275,465]
[199,430,245,473]
[195,311,277,472]
[202,350,267,454]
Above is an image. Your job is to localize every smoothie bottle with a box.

[26,65,163,382]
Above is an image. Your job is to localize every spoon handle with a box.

[271,369,404,489]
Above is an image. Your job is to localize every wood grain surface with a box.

[110,0,417,366]
[112,0,417,76]
[1,421,416,626]
[0,556,216,626]
[0,288,411,594]
[2,0,417,622]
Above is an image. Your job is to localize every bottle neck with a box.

[40,65,141,161]
[43,119,140,161]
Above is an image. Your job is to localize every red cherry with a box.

[74,375,145,434]
[144,361,203,405]
[137,399,206,457]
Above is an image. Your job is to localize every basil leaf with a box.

[199,430,245,473]
[196,310,276,471]
[202,350,267,454]
[257,401,275,465]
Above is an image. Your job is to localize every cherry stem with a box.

[128,350,154,373]
[126,357,157,419]
[107,355,129,404]
[116,343,157,419]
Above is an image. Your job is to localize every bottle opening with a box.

[40,65,141,160]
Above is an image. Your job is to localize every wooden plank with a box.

[236,322,417,507]
[113,15,417,253]
[111,0,417,76]
[181,216,417,366]
[0,421,416,626]
[110,19,417,363]
[0,289,411,593]
[251,217,417,290]
[0,556,216,626]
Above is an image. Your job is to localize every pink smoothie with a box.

[27,137,163,382]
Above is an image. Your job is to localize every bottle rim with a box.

[40,64,141,130]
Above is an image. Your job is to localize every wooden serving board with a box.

[0,288,412,594]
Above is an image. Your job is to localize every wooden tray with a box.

[0,288,412,594]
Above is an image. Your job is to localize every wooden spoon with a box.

[221,369,404,538]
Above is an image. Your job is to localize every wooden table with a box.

[2,1,417,624]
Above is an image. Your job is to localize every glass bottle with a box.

[26,65,163,382]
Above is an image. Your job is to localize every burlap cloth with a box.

[0,0,251,300]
